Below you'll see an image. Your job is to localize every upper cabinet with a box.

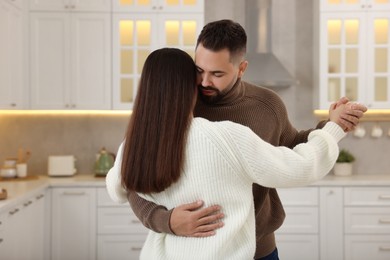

[0,0,25,109]
[29,0,111,12]
[112,0,204,109]
[112,0,204,13]
[29,1,112,109]
[314,0,390,109]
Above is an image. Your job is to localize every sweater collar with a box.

[198,79,245,106]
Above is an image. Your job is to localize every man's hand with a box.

[329,97,367,132]
[170,200,224,237]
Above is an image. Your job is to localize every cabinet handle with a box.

[63,191,86,196]
[71,104,76,108]
[378,195,390,200]
[0,238,3,243]
[158,6,163,10]
[131,247,142,251]
[152,6,157,9]
[9,208,19,215]
[379,219,390,224]
[23,200,33,207]
[10,103,16,107]
[36,194,45,200]
[379,246,390,251]
[131,220,141,224]
[65,5,70,9]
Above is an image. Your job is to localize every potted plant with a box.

[333,149,355,176]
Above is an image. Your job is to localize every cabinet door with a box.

[30,0,111,12]
[0,1,24,109]
[30,12,71,109]
[71,13,112,109]
[319,12,367,109]
[276,234,319,260]
[112,13,159,109]
[113,0,204,13]
[319,187,344,260]
[366,12,390,108]
[321,0,390,12]
[112,13,203,109]
[97,235,147,260]
[51,188,96,260]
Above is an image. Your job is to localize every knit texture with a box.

[106,117,345,260]
[110,80,330,258]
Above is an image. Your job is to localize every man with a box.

[123,20,367,259]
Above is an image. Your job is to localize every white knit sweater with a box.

[106,118,345,260]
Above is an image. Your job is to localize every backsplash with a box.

[0,114,129,175]
[0,114,389,176]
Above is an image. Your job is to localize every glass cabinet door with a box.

[112,14,158,110]
[112,13,203,110]
[320,13,367,108]
[367,12,390,108]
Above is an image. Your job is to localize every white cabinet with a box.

[344,187,390,260]
[314,0,390,109]
[112,0,204,109]
[51,187,96,260]
[30,9,111,109]
[30,0,111,12]
[0,0,25,109]
[97,187,148,260]
[112,0,204,13]
[0,190,47,260]
[276,187,319,260]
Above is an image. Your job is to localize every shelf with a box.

[314,109,390,122]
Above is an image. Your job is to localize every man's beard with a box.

[197,85,223,104]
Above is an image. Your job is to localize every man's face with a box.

[195,44,247,103]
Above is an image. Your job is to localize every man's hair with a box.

[121,48,197,193]
[196,19,247,63]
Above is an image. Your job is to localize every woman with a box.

[106,48,346,259]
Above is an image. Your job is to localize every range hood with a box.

[243,0,297,87]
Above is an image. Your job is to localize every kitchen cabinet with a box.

[51,187,96,260]
[112,0,203,109]
[0,0,25,109]
[276,187,319,260]
[97,187,148,260]
[112,0,204,13]
[344,187,390,260]
[0,189,47,260]
[29,0,111,12]
[314,0,390,109]
[30,9,111,109]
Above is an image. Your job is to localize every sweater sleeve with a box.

[105,141,128,203]
[223,121,346,188]
[105,141,175,234]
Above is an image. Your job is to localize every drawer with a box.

[345,207,390,234]
[344,187,390,206]
[97,234,148,260]
[97,187,127,207]
[277,207,318,234]
[276,234,319,260]
[277,187,318,206]
[98,207,148,234]
[345,235,390,260]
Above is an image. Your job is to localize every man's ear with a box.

[238,60,248,78]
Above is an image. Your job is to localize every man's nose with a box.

[201,74,211,87]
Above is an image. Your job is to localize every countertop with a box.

[1,174,390,213]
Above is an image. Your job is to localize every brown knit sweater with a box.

[128,79,325,258]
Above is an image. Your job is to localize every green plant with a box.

[336,149,355,163]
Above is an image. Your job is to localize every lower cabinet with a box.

[343,187,390,260]
[276,187,319,260]
[96,187,148,260]
[0,189,47,260]
[51,187,96,260]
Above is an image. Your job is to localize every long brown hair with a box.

[121,48,198,193]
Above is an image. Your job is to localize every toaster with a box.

[48,155,77,176]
